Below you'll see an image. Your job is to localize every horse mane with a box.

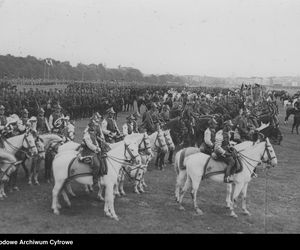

[0,149,17,163]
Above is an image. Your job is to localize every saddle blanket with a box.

[202,156,243,180]
[179,147,201,170]
[67,157,93,181]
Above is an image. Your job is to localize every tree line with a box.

[0,54,184,84]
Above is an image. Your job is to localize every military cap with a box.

[38,108,45,114]
[106,107,116,114]
[22,108,29,114]
[126,114,135,121]
[133,111,141,118]
[223,120,233,127]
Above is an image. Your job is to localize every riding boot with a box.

[168,150,173,164]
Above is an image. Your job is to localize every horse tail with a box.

[174,149,182,176]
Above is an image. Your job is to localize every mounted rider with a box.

[49,104,65,136]
[214,120,240,183]
[123,114,135,136]
[102,107,123,143]
[200,118,217,155]
[36,108,51,134]
[20,108,29,126]
[141,103,159,134]
[132,111,140,133]
[80,118,108,177]
[0,105,8,148]
[236,109,249,141]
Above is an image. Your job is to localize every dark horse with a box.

[292,111,300,134]
[285,107,296,124]
[162,116,187,163]
[259,125,283,145]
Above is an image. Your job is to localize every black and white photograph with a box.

[0,0,299,235]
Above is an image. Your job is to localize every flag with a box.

[45,59,53,66]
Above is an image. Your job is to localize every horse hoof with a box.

[179,205,185,211]
[195,208,203,215]
[35,182,40,186]
[0,197,4,201]
[28,182,32,186]
[112,216,119,221]
[13,187,20,191]
[230,212,238,218]
[243,210,251,216]
[53,210,60,215]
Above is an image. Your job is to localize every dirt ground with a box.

[0,101,299,234]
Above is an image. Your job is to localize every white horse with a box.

[1,130,38,192]
[149,130,169,170]
[174,141,254,202]
[0,149,22,200]
[177,138,277,218]
[51,136,142,220]
[116,132,152,195]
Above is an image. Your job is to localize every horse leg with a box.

[226,184,233,208]
[104,184,118,220]
[9,169,19,191]
[175,170,186,203]
[52,180,65,215]
[61,189,71,207]
[97,180,104,201]
[229,182,244,218]
[190,176,203,215]
[22,160,29,180]
[241,183,251,216]
[27,158,34,185]
[34,158,43,185]
[168,150,173,164]
[0,183,4,200]
[66,183,76,197]
[178,175,192,211]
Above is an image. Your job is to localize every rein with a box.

[121,164,146,183]
[3,134,36,158]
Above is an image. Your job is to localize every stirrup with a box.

[251,172,258,178]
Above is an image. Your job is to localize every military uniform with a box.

[214,121,236,183]
[0,105,8,148]
[102,107,122,142]
[36,108,51,134]
[49,105,65,135]
[122,115,135,136]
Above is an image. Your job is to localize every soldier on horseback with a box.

[81,118,108,178]
[214,120,239,183]
[49,104,65,135]
[132,111,140,133]
[102,107,123,143]
[122,114,135,136]
[200,118,217,155]
[36,108,51,134]
[0,105,8,148]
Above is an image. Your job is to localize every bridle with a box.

[237,139,276,176]
[154,131,167,150]
[0,160,22,181]
[2,132,37,158]
[123,143,140,164]
[138,134,151,154]
[164,131,174,148]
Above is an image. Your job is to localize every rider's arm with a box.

[45,118,51,132]
[215,132,226,155]
[48,115,54,130]
[101,120,111,135]
[83,133,99,152]
[122,124,128,136]
[204,129,213,147]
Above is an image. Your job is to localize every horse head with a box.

[138,132,152,156]
[123,138,142,166]
[164,129,175,151]
[23,130,38,156]
[261,137,278,168]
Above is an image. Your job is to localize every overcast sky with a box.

[0,0,299,77]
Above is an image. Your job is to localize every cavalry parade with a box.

[1,0,300,235]
[1,77,299,225]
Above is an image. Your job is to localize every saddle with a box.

[204,151,243,180]
[78,152,108,177]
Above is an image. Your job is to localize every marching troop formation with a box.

[0,80,289,220]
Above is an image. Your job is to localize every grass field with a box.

[0,101,299,233]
